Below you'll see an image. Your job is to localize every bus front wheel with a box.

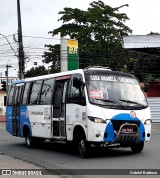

[78,134,90,158]
[131,142,144,153]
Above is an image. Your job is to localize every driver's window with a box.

[69,75,84,98]
[68,74,86,105]
[69,81,81,98]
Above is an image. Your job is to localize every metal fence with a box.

[147,97,160,123]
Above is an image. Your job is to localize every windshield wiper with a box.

[119,99,146,108]
[94,98,125,107]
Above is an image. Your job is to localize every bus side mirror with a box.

[140,83,149,93]
[73,77,85,88]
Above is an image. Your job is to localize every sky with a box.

[0,0,160,77]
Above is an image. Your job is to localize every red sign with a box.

[89,90,103,99]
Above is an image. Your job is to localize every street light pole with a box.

[17,0,25,79]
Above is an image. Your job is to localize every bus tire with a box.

[78,134,90,158]
[25,132,35,148]
[131,142,144,153]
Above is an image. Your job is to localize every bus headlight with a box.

[144,119,152,125]
[88,116,106,123]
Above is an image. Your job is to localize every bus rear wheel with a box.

[131,142,144,153]
[25,135,45,148]
[25,132,36,148]
[25,130,37,148]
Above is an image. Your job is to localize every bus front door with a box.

[12,86,21,136]
[52,80,68,139]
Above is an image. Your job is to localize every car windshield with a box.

[86,74,148,109]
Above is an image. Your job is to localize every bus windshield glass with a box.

[86,74,148,109]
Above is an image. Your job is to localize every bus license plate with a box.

[122,128,133,132]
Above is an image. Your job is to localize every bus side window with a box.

[18,85,24,105]
[40,78,54,105]
[29,80,43,105]
[7,86,15,106]
[68,75,86,105]
[22,83,30,105]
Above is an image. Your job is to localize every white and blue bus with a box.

[6,66,151,158]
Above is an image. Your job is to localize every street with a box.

[0,122,160,178]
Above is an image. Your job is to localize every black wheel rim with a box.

[79,139,86,158]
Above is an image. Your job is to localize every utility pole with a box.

[17,0,25,79]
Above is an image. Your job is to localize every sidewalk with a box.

[0,153,60,178]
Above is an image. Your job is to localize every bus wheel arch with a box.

[73,125,90,158]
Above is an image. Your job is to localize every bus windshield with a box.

[86,74,148,109]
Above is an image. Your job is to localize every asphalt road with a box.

[0,122,160,178]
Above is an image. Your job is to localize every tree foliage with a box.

[42,44,60,73]
[26,2,160,82]
[43,0,132,72]
[127,31,160,82]
[25,66,48,78]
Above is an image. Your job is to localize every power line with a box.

[23,35,59,40]
[0,42,17,47]
[0,34,15,40]
[24,46,49,50]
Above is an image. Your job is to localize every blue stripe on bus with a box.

[103,113,145,142]
[11,79,25,85]
[20,106,32,137]
[6,105,32,137]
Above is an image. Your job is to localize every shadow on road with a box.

[12,140,138,159]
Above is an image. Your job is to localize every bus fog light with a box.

[95,131,101,138]
[147,133,150,137]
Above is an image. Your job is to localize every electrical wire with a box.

[1,33,160,78]
[23,35,59,40]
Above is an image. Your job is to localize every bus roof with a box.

[11,67,136,85]
[84,68,135,78]
[11,69,84,85]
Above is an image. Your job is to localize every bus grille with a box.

[111,120,140,132]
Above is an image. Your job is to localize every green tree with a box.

[43,44,60,73]
[129,32,160,82]
[25,66,48,78]
[43,0,132,72]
